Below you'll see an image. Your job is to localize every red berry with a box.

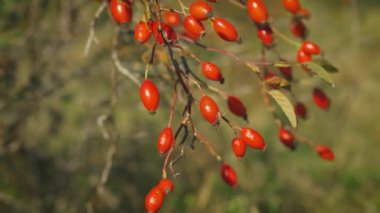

[278,66,292,80]
[315,145,334,161]
[294,102,307,119]
[181,30,200,41]
[158,179,174,194]
[240,128,266,150]
[231,137,247,158]
[183,15,205,38]
[220,163,238,187]
[109,0,132,24]
[297,8,310,19]
[201,61,224,83]
[140,79,160,113]
[247,0,268,24]
[301,41,321,55]
[227,96,247,120]
[297,49,312,63]
[263,71,276,80]
[164,11,181,27]
[199,95,220,125]
[152,21,177,45]
[278,128,296,150]
[145,186,165,213]
[313,88,330,110]
[157,127,174,154]
[291,20,307,39]
[257,25,274,46]
[213,18,240,42]
[282,0,301,14]
[190,0,213,21]
[134,21,152,44]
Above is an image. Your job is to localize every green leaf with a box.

[267,90,297,128]
[314,59,339,73]
[303,61,335,87]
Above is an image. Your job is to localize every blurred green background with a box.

[1,0,380,212]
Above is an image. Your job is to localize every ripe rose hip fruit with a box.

[158,179,174,194]
[183,15,205,38]
[291,20,307,39]
[313,88,330,110]
[140,79,160,113]
[213,18,240,42]
[190,0,213,21]
[257,25,274,46]
[220,163,238,187]
[301,41,321,55]
[240,128,266,150]
[297,49,312,63]
[282,0,301,14]
[145,186,165,213]
[164,11,181,27]
[110,0,132,24]
[231,137,247,158]
[294,102,307,119]
[201,61,224,83]
[134,21,152,44]
[157,127,174,154]
[227,96,247,121]
[199,95,220,125]
[315,145,334,161]
[247,0,268,24]
[278,128,296,150]
[279,66,292,80]
[152,21,177,45]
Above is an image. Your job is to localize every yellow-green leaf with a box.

[267,90,297,128]
[304,62,335,87]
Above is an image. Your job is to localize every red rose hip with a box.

[282,0,301,14]
[199,95,220,125]
[145,186,165,213]
[313,88,330,110]
[158,178,174,194]
[315,145,334,161]
[183,15,205,38]
[240,128,266,150]
[247,0,268,24]
[213,18,240,42]
[278,128,296,150]
[201,61,224,83]
[109,0,132,24]
[220,163,238,187]
[231,137,247,158]
[157,127,174,154]
[140,79,160,113]
[134,21,152,44]
[227,96,247,121]
[190,0,213,21]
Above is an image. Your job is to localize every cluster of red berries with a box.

[100,0,337,211]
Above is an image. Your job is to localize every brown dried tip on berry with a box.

[315,145,334,161]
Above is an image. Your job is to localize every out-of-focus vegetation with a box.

[1,0,380,212]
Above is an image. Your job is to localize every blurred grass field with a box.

[1,0,380,212]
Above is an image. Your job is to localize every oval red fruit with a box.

[110,0,132,24]
[279,66,292,80]
[157,127,174,154]
[213,18,240,42]
[294,102,307,119]
[301,41,321,55]
[231,137,247,158]
[247,0,268,24]
[220,163,238,187]
[183,15,205,38]
[158,179,174,194]
[278,128,296,150]
[190,0,213,21]
[315,145,334,161]
[257,25,274,46]
[240,128,266,150]
[145,186,165,213]
[199,95,220,125]
[297,49,312,63]
[227,96,247,120]
[152,21,177,45]
[134,21,152,43]
[164,11,181,27]
[313,88,330,110]
[201,61,224,83]
[140,79,160,113]
[282,0,301,14]
[291,20,307,39]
